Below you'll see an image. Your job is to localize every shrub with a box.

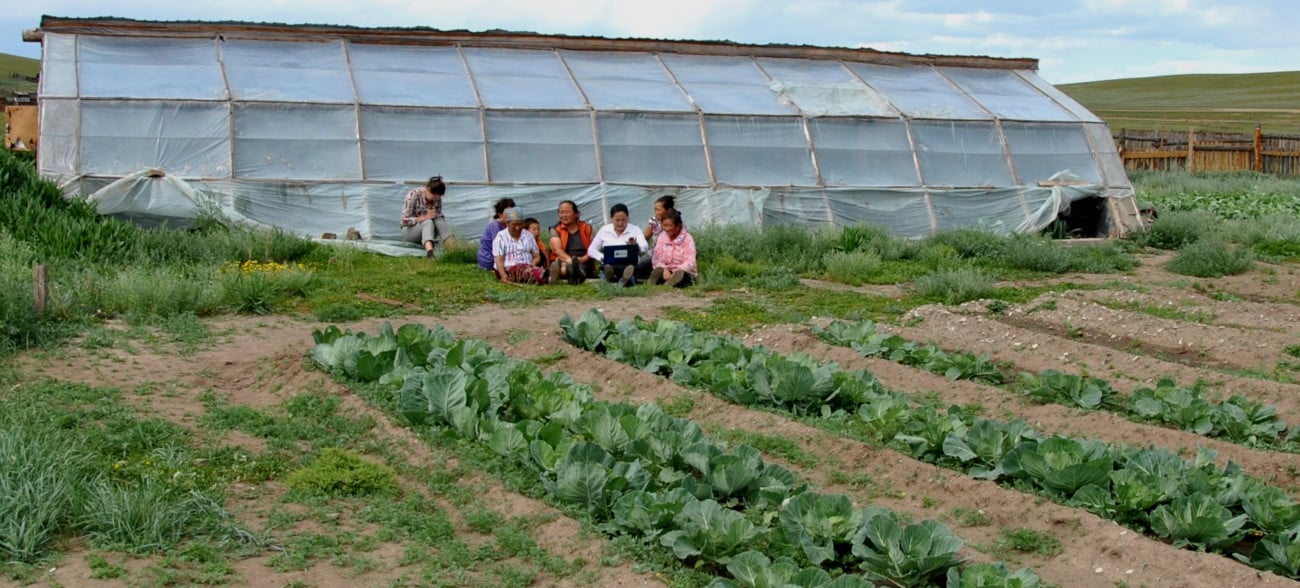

[832,224,914,260]
[1142,210,1219,250]
[756,224,837,273]
[693,224,765,265]
[1165,239,1254,277]
[998,234,1073,273]
[917,244,962,270]
[912,268,996,304]
[822,250,883,286]
[1068,242,1138,273]
[924,229,1005,259]
[285,447,398,497]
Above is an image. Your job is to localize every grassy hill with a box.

[1058,71,1300,134]
[0,52,39,96]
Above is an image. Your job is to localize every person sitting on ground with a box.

[524,217,549,269]
[636,194,675,279]
[476,197,517,271]
[587,203,649,287]
[399,176,452,259]
[547,200,595,285]
[648,210,697,288]
[493,209,546,284]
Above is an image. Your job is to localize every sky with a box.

[0,0,1295,84]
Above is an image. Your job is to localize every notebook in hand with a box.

[602,244,638,265]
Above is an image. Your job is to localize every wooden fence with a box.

[1117,127,1300,176]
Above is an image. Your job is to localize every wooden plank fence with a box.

[1117,126,1300,176]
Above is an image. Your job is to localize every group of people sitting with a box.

[398,176,695,287]
[479,196,697,287]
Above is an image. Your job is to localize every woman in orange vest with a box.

[547,200,595,285]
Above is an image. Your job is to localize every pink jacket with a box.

[651,228,697,275]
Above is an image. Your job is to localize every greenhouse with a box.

[30,16,1142,252]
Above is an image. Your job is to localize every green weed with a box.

[998,234,1074,273]
[1141,210,1221,250]
[924,228,1006,259]
[1165,239,1254,277]
[912,268,997,304]
[314,302,363,323]
[285,447,399,498]
[983,527,1064,560]
[948,507,991,528]
[822,250,883,285]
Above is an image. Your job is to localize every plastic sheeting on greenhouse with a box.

[34,18,1141,255]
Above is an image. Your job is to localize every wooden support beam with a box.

[33,264,48,315]
[1254,126,1264,172]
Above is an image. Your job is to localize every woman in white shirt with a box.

[586,203,650,286]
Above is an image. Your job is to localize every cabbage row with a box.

[813,319,1298,453]
[562,309,1300,580]
[310,322,1040,588]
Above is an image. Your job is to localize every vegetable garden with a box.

[5,152,1300,586]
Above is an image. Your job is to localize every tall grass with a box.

[1165,239,1255,277]
[1141,210,1221,250]
[0,420,92,563]
[912,268,997,304]
[0,382,242,563]
[0,150,321,352]
[79,480,222,554]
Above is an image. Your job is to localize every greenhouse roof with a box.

[36,15,1038,70]
[32,16,1140,249]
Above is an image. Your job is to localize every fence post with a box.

[1254,125,1264,173]
[33,264,48,315]
[1186,128,1195,173]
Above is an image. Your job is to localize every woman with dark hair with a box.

[643,194,676,242]
[648,209,697,288]
[587,203,648,286]
[637,194,675,278]
[399,176,452,259]
[547,200,595,285]
[476,197,517,270]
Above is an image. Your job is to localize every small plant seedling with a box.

[949,507,990,527]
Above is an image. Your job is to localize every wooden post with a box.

[1186,128,1195,173]
[33,264,48,315]
[1254,125,1264,173]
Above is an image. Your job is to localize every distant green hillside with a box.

[1058,71,1300,134]
[0,52,39,95]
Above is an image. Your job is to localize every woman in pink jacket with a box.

[648,210,697,288]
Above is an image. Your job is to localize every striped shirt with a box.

[492,228,539,268]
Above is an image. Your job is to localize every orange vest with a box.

[550,221,593,263]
